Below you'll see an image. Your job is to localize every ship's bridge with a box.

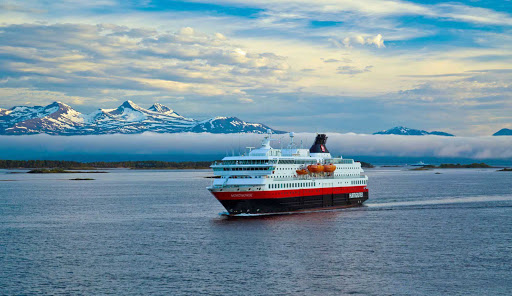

[247,132,281,157]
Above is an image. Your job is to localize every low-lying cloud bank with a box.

[1,133,512,162]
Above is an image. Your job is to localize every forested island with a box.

[411,163,493,170]
[0,160,213,170]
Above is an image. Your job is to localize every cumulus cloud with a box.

[340,34,385,48]
[0,133,511,161]
[366,34,385,48]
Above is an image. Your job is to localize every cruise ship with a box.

[207,132,369,215]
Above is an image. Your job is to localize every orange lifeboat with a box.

[323,164,336,173]
[307,163,324,173]
[296,169,308,175]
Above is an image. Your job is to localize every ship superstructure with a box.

[207,131,368,215]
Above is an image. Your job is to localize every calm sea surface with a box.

[1,168,511,295]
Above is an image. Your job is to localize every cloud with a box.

[0,133,511,161]
[338,34,385,48]
[337,65,373,75]
[323,58,340,63]
[0,23,292,104]
[366,34,385,48]
[203,0,512,26]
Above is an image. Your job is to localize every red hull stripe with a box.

[212,186,368,200]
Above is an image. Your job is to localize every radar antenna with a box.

[287,132,296,149]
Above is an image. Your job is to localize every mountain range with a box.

[0,101,285,135]
[373,126,455,136]
[1,102,510,136]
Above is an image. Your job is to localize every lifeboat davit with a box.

[323,164,336,173]
[307,163,324,173]
[296,169,308,175]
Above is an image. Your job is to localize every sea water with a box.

[1,168,511,295]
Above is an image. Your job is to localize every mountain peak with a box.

[374,126,454,136]
[192,116,285,134]
[47,101,72,109]
[149,103,174,114]
[493,128,512,136]
[120,100,143,110]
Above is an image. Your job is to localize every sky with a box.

[0,0,511,136]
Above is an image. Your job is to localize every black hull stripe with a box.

[219,192,369,215]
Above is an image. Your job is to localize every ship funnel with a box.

[309,134,329,153]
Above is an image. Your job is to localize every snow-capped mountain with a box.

[0,101,284,135]
[191,117,284,134]
[374,126,454,136]
[79,101,197,134]
[0,102,85,134]
[493,128,512,136]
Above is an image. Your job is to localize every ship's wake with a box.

[366,194,512,209]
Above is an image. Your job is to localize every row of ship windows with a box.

[269,182,315,189]
[215,166,358,171]
[219,174,361,179]
[219,159,355,165]
[221,160,276,165]
[352,179,367,185]
[218,167,271,171]
[215,166,359,172]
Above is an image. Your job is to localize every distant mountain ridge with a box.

[0,101,285,135]
[374,126,455,136]
[493,128,512,136]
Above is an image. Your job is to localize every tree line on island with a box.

[0,160,213,170]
